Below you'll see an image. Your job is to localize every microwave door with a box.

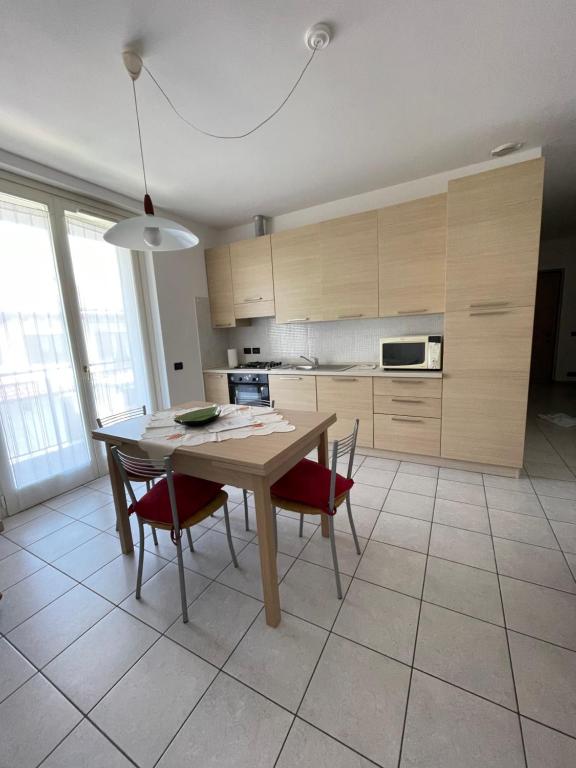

[382,342,426,368]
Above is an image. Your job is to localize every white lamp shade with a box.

[104,214,199,251]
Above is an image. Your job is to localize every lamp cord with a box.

[141,47,318,140]
[132,79,149,194]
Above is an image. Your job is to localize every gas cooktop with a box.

[235,361,283,370]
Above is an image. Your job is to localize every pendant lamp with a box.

[104,51,198,251]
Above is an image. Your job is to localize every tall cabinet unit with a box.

[441,159,545,468]
[271,224,322,324]
[205,246,236,328]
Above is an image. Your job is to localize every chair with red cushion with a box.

[111,447,238,623]
[271,419,361,598]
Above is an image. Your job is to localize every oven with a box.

[227,372,271,404]
[379,335,442,370]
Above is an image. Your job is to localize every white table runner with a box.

[138,404,295,458]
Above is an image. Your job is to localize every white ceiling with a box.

[1,0,575,235]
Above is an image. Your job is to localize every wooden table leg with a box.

[253,476,281,627]
[318,429,330,539]
[106,444,133,554]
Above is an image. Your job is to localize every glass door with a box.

[0,191,96,511]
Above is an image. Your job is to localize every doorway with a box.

[530,269,563,383]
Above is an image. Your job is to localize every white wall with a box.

[539,237,576,381]
[214,148,542,244]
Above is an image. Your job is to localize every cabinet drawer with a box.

[374,395,441,418]
[316,376,373,448]
[374,414,440,456]
[373,377,442,398]
[203,373,230,404]
[234,299,275,319]
[269,375,317,411]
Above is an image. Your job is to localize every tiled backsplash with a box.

[196,304,443,367]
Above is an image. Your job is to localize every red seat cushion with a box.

[271,458,354,515]
[129,474,223,527]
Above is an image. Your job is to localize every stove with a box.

[235,361,283,370]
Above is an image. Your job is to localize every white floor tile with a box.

[1,504,52,532]
[83,550,168,604]
[0,638,35,703]
[3,511,73,546]
[391,473,437,497]
[300,527,366,576]
[0,549,44,591]
[354,466,396,488]
[41,719,133,768]
[521,717,576,768]
[276,718,374,768]
[53,531,121,580]
[333,502,379,538]
[438,467,483,485]
[532,478,576,500]
[0,534,21,560]
[489,507,558,548]
[398,461,439,478]
[434,498,490,534]
[57,490,111,520]
[550,519,576,554]
[279,558,351,629]
[371,511,431,553]
[436,478,486,506]
[217,542,295,600]
[429,524,495,572]
[540,495,576,523]
[0,565,76,634]
[356,539,426,598]
[383,490,434,522]
[349,482,389,509]
[483,474,535,493]
[27,520,99,562]
[485,486,544,517]
[180,528,247,578]
[494,538,576,593]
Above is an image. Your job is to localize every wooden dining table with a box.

[92,403,336,627]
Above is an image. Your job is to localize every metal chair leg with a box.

[328,515,343,599]
[186,527,194,552]
[151,526,159,546]
[174,535,189,623]
[223,502,239,567]
[243,489,250,531]
[346,494,361,555]
[299,513,304,537]
[135,517,145,599]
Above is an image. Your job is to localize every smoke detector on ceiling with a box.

[491,142,524,158]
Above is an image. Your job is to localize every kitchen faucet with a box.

[300,355,319,367]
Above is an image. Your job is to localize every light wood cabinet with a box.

[320,211,379,321]
[204,246,236,328]
[203,372,230,404]
[374,395,441,419]
[441,306,535,467]
[316,375,373,447]
[271,225,322,324]
[269,375,317,411]
[378,194,447,317]
[230,235,275,318]
[374,414,441,456]
[373,377,442,399]
[445,159,544,312]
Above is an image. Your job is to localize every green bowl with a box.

[174,405,220,427]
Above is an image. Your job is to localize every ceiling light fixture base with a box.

[305,23,331,51]
[491,141,524,158]
[122,50,143,80]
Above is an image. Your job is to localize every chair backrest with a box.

[328,419,360,511]
[110,447,181,535]
[96,405,147,429]
[234,396,275,408]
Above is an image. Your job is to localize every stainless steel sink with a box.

[293,364,354,372]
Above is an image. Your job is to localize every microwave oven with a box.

[379,335,442,370]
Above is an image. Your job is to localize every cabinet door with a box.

[316,376,373,447]
[230,235,275,318]
[374,414,441,456]
[269,375,317,411]
[271,224,322,324]
[205,246,236,328]
[445,159,544,312]
[203,373,230,404]
[441,306,534,467]
[320,211,378,321]
[378,194,446,317]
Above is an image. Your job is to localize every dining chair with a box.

[270,419,361,598]
[96,406,160,545]
[111,446,238,623]
[234,397,275,531]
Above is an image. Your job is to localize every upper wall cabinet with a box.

[378,194,447,317]
[320,211,379,321]
[205,245,236,328]
[445,159,545,312]
[230,235,276,319]
[272,224,322,324]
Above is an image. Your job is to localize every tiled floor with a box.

[1,407,576,766]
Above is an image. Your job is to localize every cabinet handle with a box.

[214,323,232,327]
[286,317,310,322]
[469,310,511,316]
[391,416,424,423]
[243,296,263,302]
[280,376,303,380]
[397,309,428,315]
[391,379,423,384]
[332,377,358,381]
[391,398,423,403]
[469,301,509,308]
[337,313,363,319]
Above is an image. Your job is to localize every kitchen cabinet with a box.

[269,375,317,411]
[445,159,544,312]
[205,246,236,328]
[271,224,322,324]
[203,372,230,404]
[320,211,379,321]
[378,194,446,317]
[230,235,276,318]
[374,414,441,456]
[316,375,373,447]
[441,306,534,467]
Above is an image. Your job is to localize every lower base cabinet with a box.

[203,373,230,404]
[268,375,317,411]
[316,376,374,448]
[374,414,441,456]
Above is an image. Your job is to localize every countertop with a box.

[203,365,443,379]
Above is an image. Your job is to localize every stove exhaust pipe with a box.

[253,215,268,238]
